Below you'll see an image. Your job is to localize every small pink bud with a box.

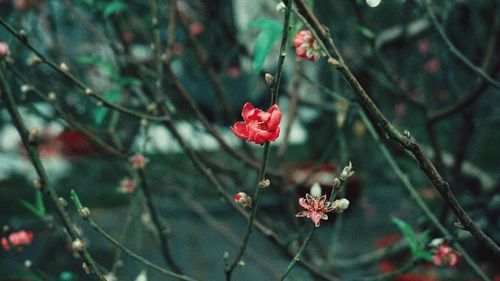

[120,178,136,194]
[234,192,252,208]
[129,154,149,169]
[189,22,205,36]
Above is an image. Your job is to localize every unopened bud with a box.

[264,73,274,87]
[48,92,56,101]
[332,178,341,190]
[58,197,67,208]
[21,84,32,93]
[24,260,32,268]
[84,88,93,96]
[328,57,340,67]
[275,2,286,13]
[339,161,354,181]
[332,198,350,213]
[72,239,85,252]
[19,30,28,42]
[147,103,157,113]
[234,192,252,208]
[60,62,69,72]
[78,207,91,219]
[28,127,39,142]
[259,179,270,188]
[82,262,90,274]
[27,55,43,65]
[140,119,148,127]
[237,260,245,267]
[310,182,322,197]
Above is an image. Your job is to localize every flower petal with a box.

[296,211,309,217]
[310,212,322,226]
[267,105,282,130]
[299,198,310,209]
[231,122,249,139]
[241,102,255,122]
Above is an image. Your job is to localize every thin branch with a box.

[421,0,500,90]
[279,226,315,281]
[0,65,106,281]
[292,0,500,257]
[0,19,169,122]
[86,216,197,281]
[137,168,182,273]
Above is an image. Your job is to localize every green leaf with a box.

[358,26,375,40]
[392,217,419,255]
[35,189,46,216]
[19,199,44,219]
[70,189,83,209]
[415,250,434,262]
[249,18,283,73]
[118,77,142,87]
[103,1,128,18]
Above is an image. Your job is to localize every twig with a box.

[292,0,500,257]
[137,168,182,273]
[0,65,106,281]
[279,226,315,281]
[0,19,169,122]
[86,215,197,281]
[420,0,500,90]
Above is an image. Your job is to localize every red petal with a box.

[241,102,255,122]
[231,122,249,139]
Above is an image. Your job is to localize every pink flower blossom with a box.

[231,102,282,144]
[432,243,459,267]
[120,178,136,194]
[425,58,440,74]
[234,192,252,208]
[129,154,148,169]
[1,230,34,250]
[189,22,205,36]
[293,30,321,61]
[296,193,335,227]
[0,42,10,58]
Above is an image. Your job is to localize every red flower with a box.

[234,192,252,208]
[432,243,459,267]
[1,230,34,250]
[296,193,335,227]
[231,102,282,144]
[293,30,320,61]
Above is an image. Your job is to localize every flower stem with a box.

[279,225,315,281]
[224,2,292,280]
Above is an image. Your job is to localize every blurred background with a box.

[0,0,499,280]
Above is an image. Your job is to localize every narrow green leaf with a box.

[103,1,128,18]
[392,217,419,255]
[358,26,375,40]
[19,199,44,219]
[70,189,83,209]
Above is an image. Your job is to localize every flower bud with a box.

[332,198,349,213]
[259,179,270,188]
[310,182,322,197]
[58,197,67,208]
[82,262,90,274]
[78,207,91,219]
[72,239,85,252]
[48,92,56,101]
[339,161,354,181]
[24,260,32,268]
[234,192,252,208]
[33,179,42,189]
[19,30,28,42]
[275,2,286,13]
[84,88,93,96]
[21,84,32,93]
[60,62,69,72]
[28,127,39,143]
[264,73,274,87]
